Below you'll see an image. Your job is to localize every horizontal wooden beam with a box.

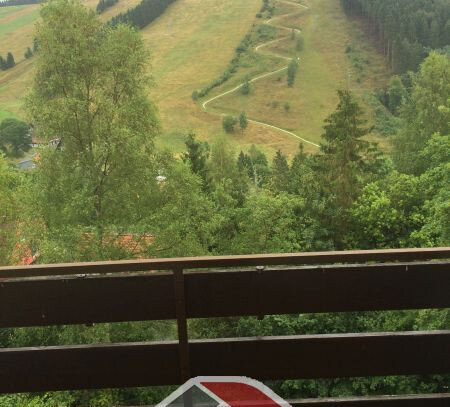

[133,394,450,407]
[290,394,450,406]
[0,272,176,327]
[188,331,450,380]
[1,331,449,394]
[1,262,449,328]
[1,248,449,278]
[186,261,450,318]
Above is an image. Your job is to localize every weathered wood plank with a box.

[189,331,450,380]
[0,272,176,327]
[1,248,448,278]
[186,261,450,318]
[290,393,450,406]
[131,394,450,407]
[1,262,449,328]
[1,331,449,394]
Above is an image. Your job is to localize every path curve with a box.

[201,0,319,148]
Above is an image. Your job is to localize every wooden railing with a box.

[0,248,449,406]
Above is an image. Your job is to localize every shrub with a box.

[223,115,238,133]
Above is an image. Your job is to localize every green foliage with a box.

[25,0,160,252]
[270,149,289,193]
[387,75,407,114]
[24,47,33,59]
[349,173,424,248]
[33,37,39,52]
[181,132,211,191]
[296,34,304,52]
[96,0,118,14]
[230,191,304,253]
[365,93,401,136]
[222,115,238,133]
[0,154,21,265]
[241,77,251,95]
[0,52,15,70]
[0,118,31,156]
[341,0,450,73]
[6,52,15,68]
[287,58,298,87]
[393,53,450,174]
[319,90,381,248]
[0,394,71,407]
[239,111,248,131]
[109,0,177,29]
[237,145,270,188]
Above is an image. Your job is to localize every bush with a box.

[296,35,304,52]
[24,47,33,59]
[241,78,251,95]
[223,115,238,133]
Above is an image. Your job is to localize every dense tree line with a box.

[96,0,118,14]
[109,0,177,29]
[192,23,276,100]
[0,1,448,406]
[341,0,450,73]
[0,0,39,6]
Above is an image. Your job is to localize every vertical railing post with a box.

[256,265,265,321]
[174,268,191,384]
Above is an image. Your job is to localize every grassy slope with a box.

[0,5,40,59]
[0,0,141,120]
[140,0,262,152]
[203,0,390,156]
[0,0,389,156]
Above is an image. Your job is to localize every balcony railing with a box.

[0,247,449,406]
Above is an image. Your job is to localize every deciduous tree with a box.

[25,0,160,249]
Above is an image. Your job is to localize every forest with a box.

[341,0,450,73]
[109,0,177,29]
[0,0,449,406]
[96,0,118,14]
[0,0,39,6]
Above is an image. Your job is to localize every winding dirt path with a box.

[202,0,319,148]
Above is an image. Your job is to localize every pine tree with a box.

[181,132,211,191]
[239,112,248,132]
[6,52,15,69]
[270,150,290,193]
[287,58,298,87]
[320,90,373,246]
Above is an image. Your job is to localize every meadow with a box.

[0,0,390,156]
[0,0,141,122]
